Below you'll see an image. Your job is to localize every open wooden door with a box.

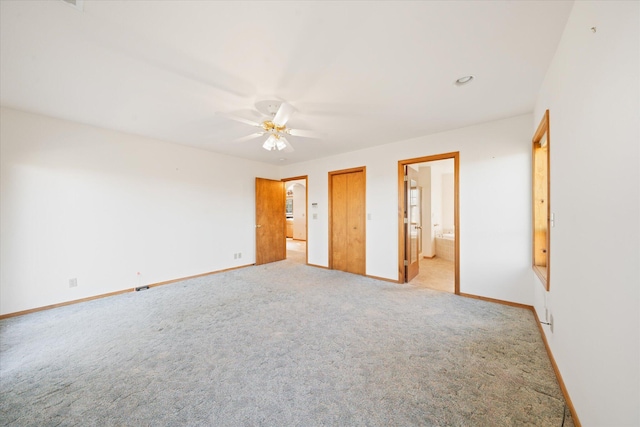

[256,178,285,265]
[405,165,421,281]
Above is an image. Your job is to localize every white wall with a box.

[292,183,306,240]
[441,173,454,233]
[0,107,279,315]
[280,114,533,304]
[426,159,455,236]
[532,1,640,425]
[418,166,433,257]
[430,164,443,236]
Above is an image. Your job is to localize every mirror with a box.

[285,198,293,218]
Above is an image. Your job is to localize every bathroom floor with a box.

[409,256,455,293]
[286,238,306,264]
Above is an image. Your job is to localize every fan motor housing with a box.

[255,98,282,117]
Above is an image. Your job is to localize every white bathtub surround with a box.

[435,236,455,262]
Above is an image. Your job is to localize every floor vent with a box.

[61,0,84,12]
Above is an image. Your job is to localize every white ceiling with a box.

[0,0,573,165]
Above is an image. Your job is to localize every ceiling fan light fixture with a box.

[276,137,287,151]
[262,134,277,151]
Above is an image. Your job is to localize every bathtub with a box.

[435,234,455,261]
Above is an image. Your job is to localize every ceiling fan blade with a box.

[273,102,295,126]
[280,136,295,153]
[232,132,264,143]
[286,128,323,138]
[216,112,261,127]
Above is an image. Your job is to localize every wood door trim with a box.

[282,175,308,182]
[328,166,366,271]
[397,153,460,294]
[329,166,366,176]
[532,110,550,290]
[282,175,309,265]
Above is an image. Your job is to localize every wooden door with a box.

[405,166,420,281]
[255,177,285,265]
[330,168,365,275]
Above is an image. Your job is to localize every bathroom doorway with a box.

[282,176,308,264]
[398,153,459,294]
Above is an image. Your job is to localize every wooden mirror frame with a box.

[532,110,550,290]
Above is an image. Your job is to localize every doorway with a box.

[398,153,459,294]
[282,176,308,264]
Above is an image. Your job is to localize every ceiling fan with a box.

[218,99,320,152]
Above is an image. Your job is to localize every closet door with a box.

[330,167,366,275]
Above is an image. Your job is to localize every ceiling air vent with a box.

[60,0,84,12]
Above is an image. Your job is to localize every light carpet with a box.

[0,260,572,426]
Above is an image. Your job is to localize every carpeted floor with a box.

[0,260,572,426]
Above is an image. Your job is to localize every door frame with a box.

[397,153,460,294]
[328,166,366,272]
[282,175,308,265]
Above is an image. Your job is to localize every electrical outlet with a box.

[238,252,242,259]
[233,253,238,259]
[69,278,78,288]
